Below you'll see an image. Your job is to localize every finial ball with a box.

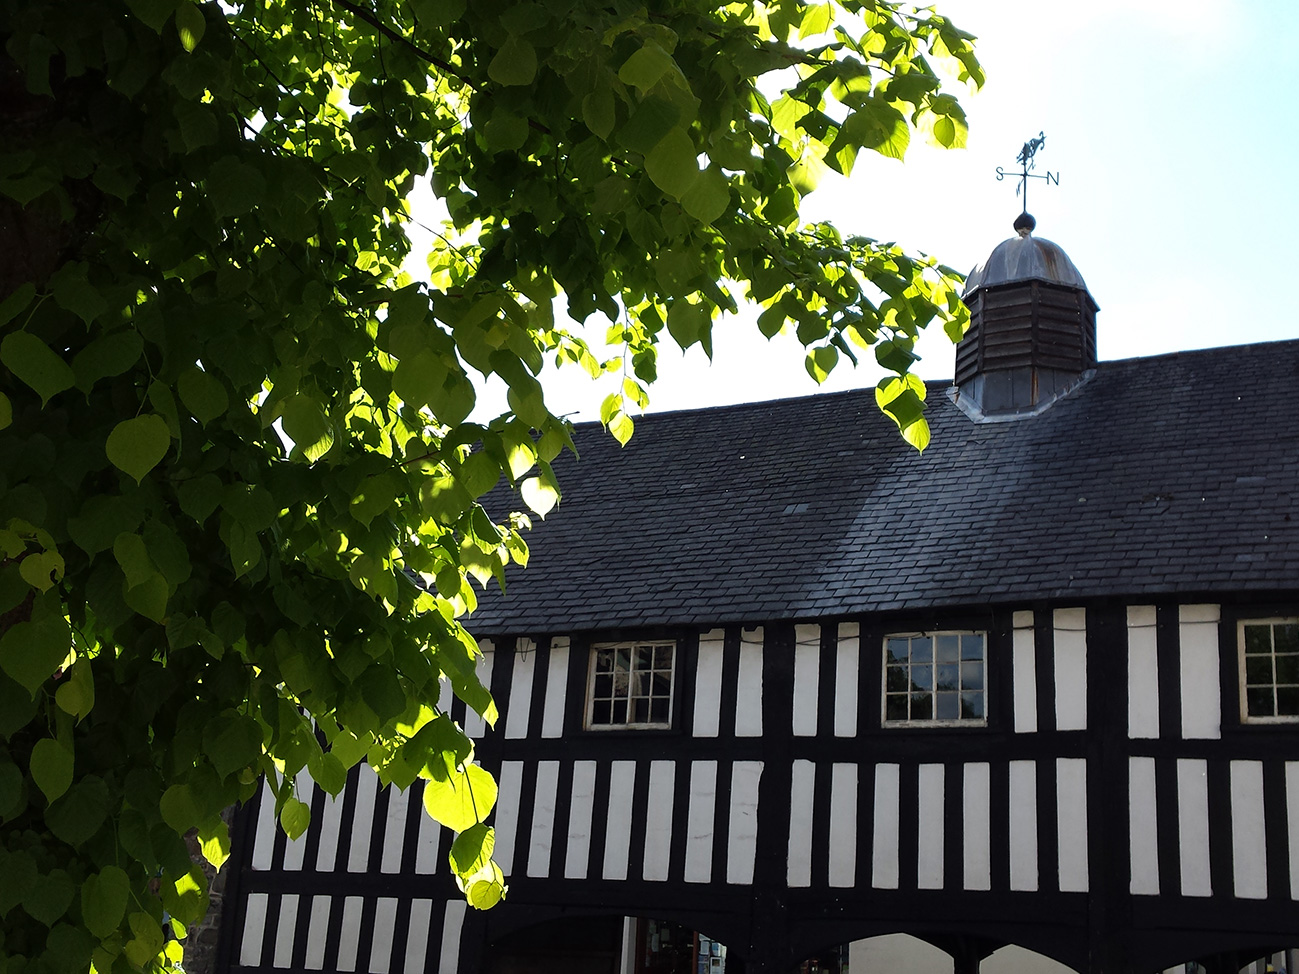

[1013,211,1036,235]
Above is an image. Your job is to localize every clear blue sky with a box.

[425,0,1299,421]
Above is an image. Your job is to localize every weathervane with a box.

[996,131,1059,221]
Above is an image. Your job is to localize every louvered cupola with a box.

[951,213,1098,420]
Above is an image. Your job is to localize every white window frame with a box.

[1237,618,1299,724]
[881,630,988,728]
[585,640,676,730]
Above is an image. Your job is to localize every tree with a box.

[0,0,980,971]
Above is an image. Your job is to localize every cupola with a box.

[951,213,1098,420]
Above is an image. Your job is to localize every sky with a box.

[415,0,1299,422]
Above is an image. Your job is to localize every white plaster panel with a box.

[1012,610,1037,734]
[1230,760,1268,899]
[834,623,860,737]
[251,778,277,870]
[347,766,379,873]
[1177,758,1213,896]
[1127,605,1160,739]
[1179,606,1221,740]
[368,896,398,974]
[526,760,560,878]
[403,900,434,974]
[828,763,858,888]
[1287,762,1299,899]
[314,780,345,872]
[963,762,991,891]
[438,901,467,974]
[414,783,442,875]
[1009,760,1039,891]
[463,642,495,739]
[541,637,570,738]
[564,760,597,879]
[917,763,945,890]
[1054,608,1088,731]
[642,760,675,881]
[1056,758,1089,892]
[491,760,525,875]
[735,631,764,737]
[304,895,332,970]
[727,761,763,884]
[379,783,409,874]
[793,626,820,737]
[693,630,725,737]
[684,761,718,884]
[503,641,536,739]
[787,760,816,887]
[603,761,636,880]
[272,893,298,968]
[336,896,364,972]
[872,764,901,890]
[1128,756,1160,895]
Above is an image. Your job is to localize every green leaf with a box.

[199,817,231,869]
[422,760,497,832]
[23,869,74,926]
[410,0,464,27]
[203,714,263,779]
[207,156,266,218]
[280,797,311,839]
[0,391,10,429]
[0,282,35,326]
[50,261,108,325]
[805,345,838,383]
[645,128,699,199]
[0,759,21,817]
[466,867,507,910]
[520,473,559,518]
[280,394,333,462]
[159,783,201,833]
[46,776,111,846]
[359,665,407,722]
[19,549,64,592]
[30,738,74,804]
[617,42,675,90]
[488,36,536,86]
[679,166,729,224]
[179,473,224,524]
[1,332,74,405]
[582,88,615,139]
[176,1,205,51]
[72,329,144,392]
[307,751,347,795]
[842,99,910,161]
[178,366,229,424]
[0,602,71,696]
[124,911,164,969]
[81,866,129,939]
[666,300,709,352]
[106,414,171,483]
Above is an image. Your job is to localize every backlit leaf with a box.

[106,414,171,482]
[645,127,699,199]
[30,738,73,804]
[1,332,74,405]
[176,1,205,51]
[488,36,536,86]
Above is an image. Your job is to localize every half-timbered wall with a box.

[220,601,1299,974]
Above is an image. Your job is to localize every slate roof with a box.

[471,339,1299,635]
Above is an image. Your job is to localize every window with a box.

[1239,619,1299,722]
[883,631,986,725]
[586,641,675,729]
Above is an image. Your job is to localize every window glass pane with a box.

[592,700,612,724]
[886,665,909,692]
[1245,656,1273,686]
[961,634,984,660]
[596,652,613,672]
[961,661,984,691]
[594,674,612,698]
[1277,655,1299,684]
[613,669,629,695]
[910,665,932,691]
[911,637,932,663]
[886,695,909,721]
[1279,688,1299,716]
[961,692,984,719]
[1246,688,1275,718]
[936,692,960,720]
[936,635,960,663]
[631,698,648,723]
[1244,625,1273,655]
[910,693,932,720]
[1277,624,1299,655]
[654,646,672,669]
[612,699,627,724]
[886,638,909,663]
[653,672,671,697]
[936,664,959,691]
[650,697,669,723]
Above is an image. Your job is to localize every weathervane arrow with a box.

[995,131,1059,218]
